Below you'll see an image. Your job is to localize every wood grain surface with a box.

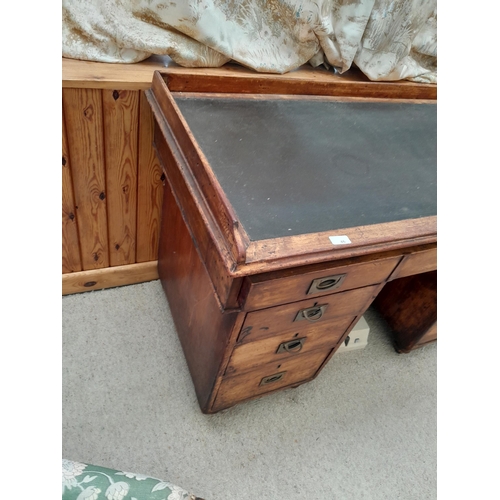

[150,73,249,264]
[63,88,109,270]
[240,255,401,311]
[213,348,333,412]
[388,246,437,280]
[62,56,172,90]
[161,63,436,100]
[62,109,82,273]
[226,318,354,376]
[239,285,379,344]
[149,90,242,308]
[136,91,164,263]
[62,261,158,295]
[158,180,242,412]
[62,81,164,292]
[103,89,139,266]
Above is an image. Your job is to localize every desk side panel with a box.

[158,180,241,412]
[149,89,241,308]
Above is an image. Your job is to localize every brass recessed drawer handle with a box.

[276,337,306,354]
[294,304,328,323]
[307,274,346,295]
[260,372,286,386]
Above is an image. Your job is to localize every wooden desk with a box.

[147,70,437,413]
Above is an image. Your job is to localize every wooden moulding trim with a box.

[240,217,437,275]
[151,72,249,263]
[146,88,238,276]
[171,92,437,105]
[161,71,437,100]
[62,261,159,295]
[62,57,170,90]
[151,119,238,307]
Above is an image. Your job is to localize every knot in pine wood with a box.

[83,105,94,119]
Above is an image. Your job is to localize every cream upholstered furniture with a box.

[62,460,203,500]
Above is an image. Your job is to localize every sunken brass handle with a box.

[307,274,346,295]
[302,307,323,321]
[276,337,306,354]
[294,304,328,323]
[260,372,286,386]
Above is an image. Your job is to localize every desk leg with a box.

[373,270,437,353]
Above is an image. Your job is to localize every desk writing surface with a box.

[174,96,437,241]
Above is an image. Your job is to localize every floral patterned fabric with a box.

[62,460,202,500]
[62,0,436,83]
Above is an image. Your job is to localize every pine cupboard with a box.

[62,57,169,294]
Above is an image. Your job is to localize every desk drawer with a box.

[390,246,437,280]
[214,348,332,410]
[240,256,400,310]
[226,316,354,376]
[238,284,378,344]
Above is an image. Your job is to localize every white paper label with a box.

[329,235,352,245]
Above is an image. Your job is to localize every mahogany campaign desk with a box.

[146,71,437,413]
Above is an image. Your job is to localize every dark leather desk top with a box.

[175,97,437,241]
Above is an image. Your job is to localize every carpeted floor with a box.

[62,280,437,500]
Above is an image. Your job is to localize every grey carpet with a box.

[62,280,437,500]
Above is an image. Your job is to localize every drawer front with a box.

[240,256,400,310]
[390,247,437,280]
[214,348,332,410]
[226,316,355,376]
[238,284,379,344]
